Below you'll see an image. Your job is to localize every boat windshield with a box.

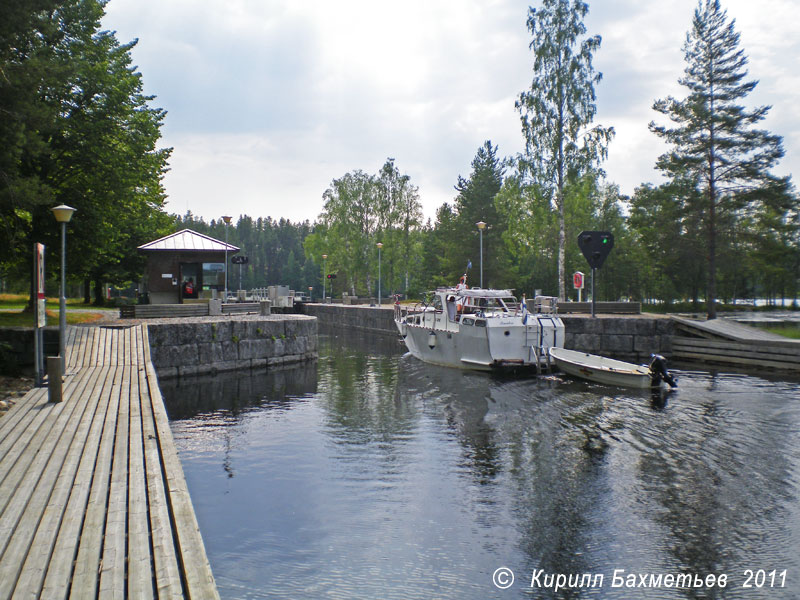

[475,296,516,314]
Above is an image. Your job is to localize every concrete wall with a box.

[146,315,318,379]
[303,304,397,337]
[302,303,674,361]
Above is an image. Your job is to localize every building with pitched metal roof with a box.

[138,229,240,304]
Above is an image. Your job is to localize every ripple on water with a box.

[163,339,800,599]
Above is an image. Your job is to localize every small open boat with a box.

[549,347,677,389]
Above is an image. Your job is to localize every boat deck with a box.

[0,324,219,599]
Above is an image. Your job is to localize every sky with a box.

[101,0,800,224]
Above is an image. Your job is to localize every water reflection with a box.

[161,334,800,599]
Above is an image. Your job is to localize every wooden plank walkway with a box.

[0,324,219,599]
[671,316,800,371]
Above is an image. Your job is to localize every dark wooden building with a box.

[138,229,239,304]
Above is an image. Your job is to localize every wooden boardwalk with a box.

[671,316,800,371]
[0,324,219,599]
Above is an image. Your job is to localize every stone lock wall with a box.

[560,315,674,362]
[147,315,318,379]
[302,304,397,337]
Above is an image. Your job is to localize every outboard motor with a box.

[648,354,677,388]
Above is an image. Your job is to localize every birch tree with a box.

[516,0,613,300]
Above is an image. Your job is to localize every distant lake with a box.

[160,332,800,599]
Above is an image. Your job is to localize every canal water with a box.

[160,332,800,599]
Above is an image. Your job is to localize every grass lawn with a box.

[765,325,800,339]
[0,294,111,327]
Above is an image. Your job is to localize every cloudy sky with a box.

[101,0,800,224]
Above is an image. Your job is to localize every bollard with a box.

[208,298,222,316]
[259,300,271,316]
[47,355,63,403]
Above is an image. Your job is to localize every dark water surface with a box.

[160,333,800,599]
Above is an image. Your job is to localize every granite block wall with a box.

[147,315,318,379]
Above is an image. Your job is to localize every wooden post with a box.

[48,356,63,403]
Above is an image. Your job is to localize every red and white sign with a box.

[573,271,584,290]
[34,243,46,328]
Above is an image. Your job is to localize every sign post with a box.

[231,255,249,291]
[577,231,614,317]
[33,243,46,386]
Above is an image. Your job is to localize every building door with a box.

[179,263,200,302]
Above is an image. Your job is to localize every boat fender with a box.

[649,354,677,388]
[428,331,436,349]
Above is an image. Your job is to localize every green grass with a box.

[0,293,117,310]
[0,295,108,327]
[0,310,106,327]
[765,325,800,339]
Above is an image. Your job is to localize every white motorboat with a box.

[549,347,677,389]
[394,276,564,372]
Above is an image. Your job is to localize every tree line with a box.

[2,0,797,315]
[301,0,799,315]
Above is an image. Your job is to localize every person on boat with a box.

[446,295,457,321]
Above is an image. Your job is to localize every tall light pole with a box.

[322,254,328,302]
[222,215,232,301]
[52,204,76,370]
[476,221,486,288]
[376,242,383,306]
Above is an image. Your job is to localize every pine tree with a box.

[516,0,613,300]
[650,0,794,318]
[451,141,505,287]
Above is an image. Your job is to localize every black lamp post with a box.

[52,204,76,370]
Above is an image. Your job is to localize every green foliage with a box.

[649,0,797,317]
[305,159,424,297]
[0,0,173,303]
[516,0,614,299]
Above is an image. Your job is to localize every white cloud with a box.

[102,0,800,222]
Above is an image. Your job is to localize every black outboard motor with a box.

[649,354,677,388]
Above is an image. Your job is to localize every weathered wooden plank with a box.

[557,301,641,314]
[8,365,108,598]
[672,338,800,370]
[142,325,219,599]
[78,327,94,368]
[0,324,219,599]
[672,336,800,359]
[98,361,131,600]
[107,327,117,366]
[128,335,155,600]
[671,316,800,345]
[0,371,88,520]
[0,367,96,589]
[138,324,186,599]
[68,327,83,368]
[38,365,116,599]
[0,386,48,452]
[69,365,123,597]
[64,326,78,369]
